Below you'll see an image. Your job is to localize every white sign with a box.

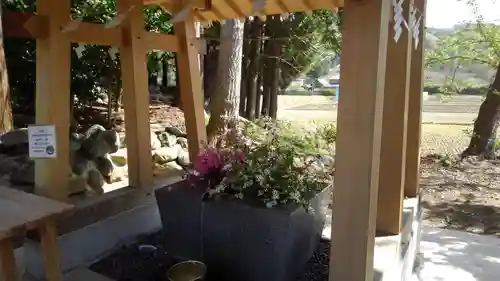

[28,125,57,159]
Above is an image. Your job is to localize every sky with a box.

[426,0,500,28]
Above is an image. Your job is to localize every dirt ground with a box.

[420,155,500,237]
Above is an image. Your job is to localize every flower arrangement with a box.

[185,121,335,210]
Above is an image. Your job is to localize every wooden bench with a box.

[0,186,74,281]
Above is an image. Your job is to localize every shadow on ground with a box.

[416,228,500,281]
[422,200,500,236]
[421,155,500,237]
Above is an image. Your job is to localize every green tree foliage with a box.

[279,10,342,89]
[425,23,499,93]
[3,0,173,113]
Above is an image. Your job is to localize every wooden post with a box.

[376,0,413,234]
[35,0,71,201]
[405,0,426,197]
[118,0,154,190]
[328,0,390,280]
[174,12,207,161]
[0,239,18,281]
[39,220,62,281]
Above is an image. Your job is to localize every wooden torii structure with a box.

[1,0,427,280]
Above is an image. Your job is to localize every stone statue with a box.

[70,125,121,194]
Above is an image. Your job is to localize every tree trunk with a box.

[462,63,500,159]
[261,15,280,119]
[255,68,263,119]
[173,54,181,107]
[204,41,219,103]
[206,19,244,139]
[260,20,273,117]
[245,17,262,121]
[0,4,13,133]
[161,57,168,90]
[239,20,251,117]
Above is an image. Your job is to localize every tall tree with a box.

[427,21,500,158]
[463,63,500,158]
[206,19,244,139]
[0,3,13,132]
[245,17,263,121]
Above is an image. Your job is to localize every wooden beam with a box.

[35,0,71,201]
[143,32,180,51]
[376,0,413,235]
[3,12,182,51]
[118,0,154,191]
[328,0,390,280]
[405,0,426,197]
[174,13,207,162]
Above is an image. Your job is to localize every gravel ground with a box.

[91,231,332,281]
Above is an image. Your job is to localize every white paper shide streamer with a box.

[392,0,404,43]
[412,13,422,49]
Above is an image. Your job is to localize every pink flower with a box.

[194,148,223,174]
[235,149,245,162]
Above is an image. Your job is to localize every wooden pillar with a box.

[118,0,153,190]
[328,0,390,280]
[405,0,426,197]
[376,0,413,234]
[174,13,207,161]
[35,0,71,201]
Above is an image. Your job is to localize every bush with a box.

[186,119,336,210]
[319,90,337,96]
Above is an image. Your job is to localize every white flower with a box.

[272,190,280,200]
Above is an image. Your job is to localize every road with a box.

[278,95,482,124]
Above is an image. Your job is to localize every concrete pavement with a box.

[414,227,500,281]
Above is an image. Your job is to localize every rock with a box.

[157,132,177,147]
[9,162,34,185]
[318,155,335,168]
[70,133,83,152]
[109,165,128,183]
[153,161,184,177]
[80,125,120,159]
[176,137,188,149]
[87,169,105,194]
[176,148,190,166]
[0,128,28,147]
[0,128,29,154]
[165,126,187,138]
[68,175,88,195]
[153,146,180,164]
[95,155,115,181]
[0,155,27,176]
[150,131,162,150]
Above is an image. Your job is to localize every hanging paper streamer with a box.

[74,44,85,59]
[108,47,118,60]
[392,0,404,43]
[252,0,266,14]
[61,19,82,33]
[413,13,422,49]
[106,5,135,28]
[169,6,191,23]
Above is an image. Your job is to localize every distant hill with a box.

[424,25,496,89]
